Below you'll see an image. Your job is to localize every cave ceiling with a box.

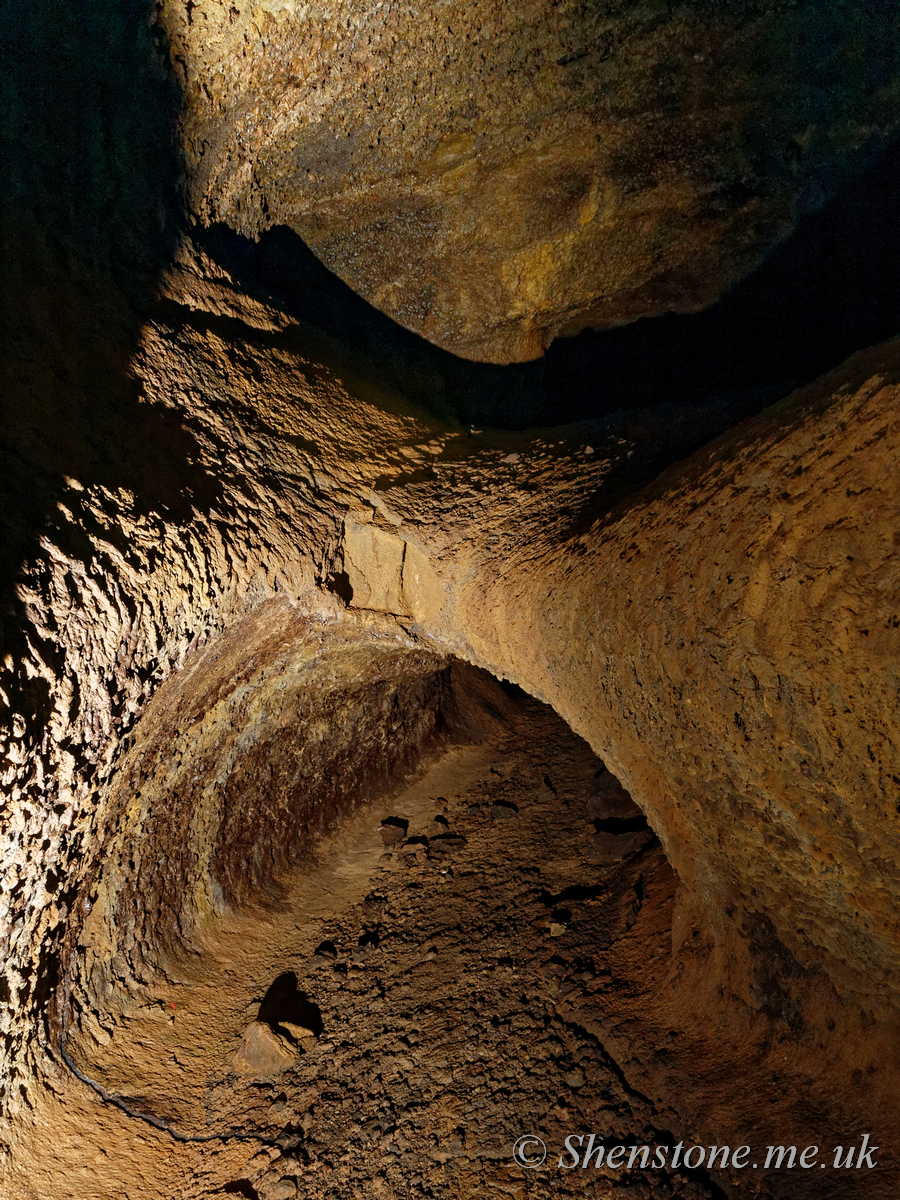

[2,3,900,1199]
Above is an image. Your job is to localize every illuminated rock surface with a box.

[2,3,900,1198]
[161,0,900,361]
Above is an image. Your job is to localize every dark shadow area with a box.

[593,815,649,836]
[0,1,205,540]
[199,136,900,431]
[221,1183,260,1200]
[1,0,182,291]
[258,972,324,1039]
[0,2,226,774]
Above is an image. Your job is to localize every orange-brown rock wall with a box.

[432,342,900,1008]
[3,200,900,1197]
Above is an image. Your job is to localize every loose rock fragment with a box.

[489,801,519,820]
[429,834,468,856]
[266,1180,299,1200]
[380,818,410,847]
[231,1022,298,1077]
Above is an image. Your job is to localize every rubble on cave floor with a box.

[11,684,717,1200]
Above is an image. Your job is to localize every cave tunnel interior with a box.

[3,2,900,1197]
[58,640,718,1198]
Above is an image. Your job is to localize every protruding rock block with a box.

[343,519,445,622]
[231,1021,297,1076]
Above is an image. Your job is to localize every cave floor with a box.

[6,689,721,1200]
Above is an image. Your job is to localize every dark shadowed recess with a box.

[0,0,187,526]
[200,137,900,433]
[257,972,323,1038]
[0,1,218,762]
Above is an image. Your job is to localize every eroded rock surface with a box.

[9,676,721,1200]
[4,6,900,1194]
[160,0,900,360]
[2,206,900,1194]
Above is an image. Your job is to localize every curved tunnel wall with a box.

[75,612,460,995]
[371,341,900,1008]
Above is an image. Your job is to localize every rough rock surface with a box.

[2,200,900,1194]
[4,678,723,1200]
[4,4,900,1196]
[160,0,900,360]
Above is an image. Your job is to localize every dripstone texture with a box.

[160,0,900,360]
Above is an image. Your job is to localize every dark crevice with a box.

[257,972,323,1038]
[594,816,650,836]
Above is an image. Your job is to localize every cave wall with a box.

[3,219,899,1141]
[78,611,455,994]
[414,341,900,1008]
[2,1,900,1195]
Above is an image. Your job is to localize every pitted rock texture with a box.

[3,188,900,1197]
[159,0,900,360]
[8,678,727,1200]
[437,342,900,1011]
[5,1,900,1194]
